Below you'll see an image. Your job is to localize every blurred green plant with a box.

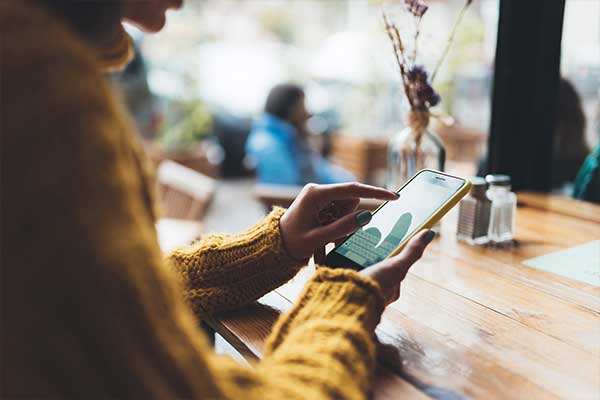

[158,100,213,153]
[258,7,295,44]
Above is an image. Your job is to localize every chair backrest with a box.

[157,160,216,220]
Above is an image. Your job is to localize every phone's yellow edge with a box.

[386,169,472,259]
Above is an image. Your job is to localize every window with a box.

[112,0,499,230]
[561,0,600,150]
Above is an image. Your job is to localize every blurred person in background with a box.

[552,78,590,189]
[1,1,435,399]
[478,77,590,191]
[246,83,355,185]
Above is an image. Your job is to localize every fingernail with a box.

[424,230,436,243]
[355,210,372,226]
[391,191,400,198]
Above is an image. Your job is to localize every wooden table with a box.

[205,194,600,399]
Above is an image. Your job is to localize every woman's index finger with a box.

[317,182,399,203]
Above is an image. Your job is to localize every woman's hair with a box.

[555,77,589,160]
[33,0,124,44]
[264,83,305,121]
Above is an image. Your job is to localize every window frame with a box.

[486,0,566,191]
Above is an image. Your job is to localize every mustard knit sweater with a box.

[1,2,385,399]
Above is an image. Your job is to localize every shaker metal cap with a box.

[470,177,487,187]
[469,177,488,197]
[485,174,511,186]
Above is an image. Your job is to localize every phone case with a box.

[382,169,471,258]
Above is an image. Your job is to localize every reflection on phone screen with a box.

[333,172,464,267]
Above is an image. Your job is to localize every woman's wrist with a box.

[278,212,310,264]
[272,207,309,265]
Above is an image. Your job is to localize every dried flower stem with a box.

[383,10,415,109]
[411,15,422,64]
[431,0,472,84]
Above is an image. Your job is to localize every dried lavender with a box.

[382,0,473,115]
[404,0,428,18]
[406,65,427,82]
[411,14,423,64]
[404,0,426,63]
[407,65,440,110]
[383,11,415,109]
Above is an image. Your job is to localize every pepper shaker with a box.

[457,177,491,245]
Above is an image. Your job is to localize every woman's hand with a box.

[279,182,399,261]
[360,229,435,306]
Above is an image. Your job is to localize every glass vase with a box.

[387,124,446,190]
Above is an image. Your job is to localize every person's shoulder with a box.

[1,1,120,147]
[1,1,106,105]
[246,127,286,154]
[2,1,97,66]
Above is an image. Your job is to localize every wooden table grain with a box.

[206,195,600,399]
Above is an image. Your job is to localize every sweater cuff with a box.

[262,207,308,271]
[304,267,385,328]
[265,267,385,354]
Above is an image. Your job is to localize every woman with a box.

[553,78,590,188]
[246,83,355,185]
[1,1,435,398]
[477,77,590,190]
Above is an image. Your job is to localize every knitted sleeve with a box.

[167,208,305,314]
[209,267,385,400]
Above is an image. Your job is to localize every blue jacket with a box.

[245,114,355,185]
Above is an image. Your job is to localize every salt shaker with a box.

[486,174,516,244]
[457,177,491,245]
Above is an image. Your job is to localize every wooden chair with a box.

[144,140,221,178]
[435,124,488,163]
[157,160,216,221]
[330,135,388,185]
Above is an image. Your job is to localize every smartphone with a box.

[324,169,471,270]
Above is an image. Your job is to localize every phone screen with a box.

[331,171,465,268]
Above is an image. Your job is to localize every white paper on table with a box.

[522,240,600,287]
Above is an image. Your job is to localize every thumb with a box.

[310,210,372,245]
[384,229,435,281]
